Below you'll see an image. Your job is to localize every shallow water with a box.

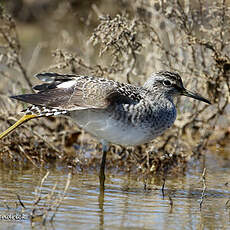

[0,150,230,230]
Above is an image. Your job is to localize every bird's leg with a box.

[99,140,108,190]
[0,114,38,139]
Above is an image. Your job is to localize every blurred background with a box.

[0,0,230,176]
[1,1,230,229]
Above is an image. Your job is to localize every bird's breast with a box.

[70,101,177,146]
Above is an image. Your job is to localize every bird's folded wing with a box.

[11,73,141,111]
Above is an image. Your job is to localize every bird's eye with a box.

[163,80,172,86]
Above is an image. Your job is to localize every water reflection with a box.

[0,151,230,229]
[98,184,105,230]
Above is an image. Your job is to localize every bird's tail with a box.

[0,104,68,140]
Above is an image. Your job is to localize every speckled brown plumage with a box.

[11,71,210,146]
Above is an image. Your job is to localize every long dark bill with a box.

[0,114,38,140]
[182,89,211,104]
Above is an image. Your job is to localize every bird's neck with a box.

[142,88,175,107]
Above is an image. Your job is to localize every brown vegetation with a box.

[0,0,230,177]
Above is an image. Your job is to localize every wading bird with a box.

[0,71,210,188]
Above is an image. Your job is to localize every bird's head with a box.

[143,71,211,104]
